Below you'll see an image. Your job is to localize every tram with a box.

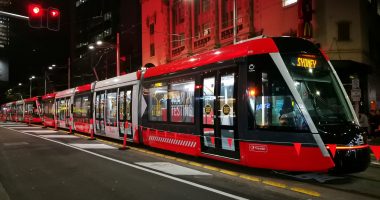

[23,97,42,124]
[1,37,370,173]
[72,84,93,134]
[41,93,56,127]
[16,100,24,122]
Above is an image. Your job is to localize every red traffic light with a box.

[32,6,40,14]
[29,4,42,16]
[49,9,59,17]
[47,7,60,31]
[28,4,43,28]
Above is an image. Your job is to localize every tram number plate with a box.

[249,144,268,153]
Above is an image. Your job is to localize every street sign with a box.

[351,89,361,102]
[352,78,360,89]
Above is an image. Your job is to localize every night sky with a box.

[1,0,69,101]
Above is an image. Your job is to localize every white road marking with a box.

[11,127,42,129]
[42,135,79,139]
[69,143,116,149]
[136,162,211,176]
[22,130,58,134]
[371,161,380,166]
[1,125,29,127]
[2,126,248,200]
[3,142,29,146]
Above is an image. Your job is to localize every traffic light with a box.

[28,4,43,28]
[47,7,60,31]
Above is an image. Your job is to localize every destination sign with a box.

[295,56,317,69]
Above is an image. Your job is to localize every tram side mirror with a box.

[71,104,73,114]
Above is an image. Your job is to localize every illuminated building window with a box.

[337,21,350,41]
[282,0,297,7]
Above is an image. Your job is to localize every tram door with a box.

[95,91,106,134]
[200,69,239,159]
[118,87,133,139]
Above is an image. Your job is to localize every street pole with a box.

[44,71,47,95]
[68,57,71,89]
[29,79,32,98]
[233,0,237,44]
[116,32,120,76]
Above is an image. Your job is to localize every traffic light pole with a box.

[0,10,28,20]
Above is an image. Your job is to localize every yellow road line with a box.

[203,165,220,171]
[219,169,239,177]
[239,174,260,182]
[290,187,321,197]
[262,180,287,189]
[188,161,203,167]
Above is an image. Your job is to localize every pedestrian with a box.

[374,109,380,136]
[369,109,377,137]
[358,110,369,133]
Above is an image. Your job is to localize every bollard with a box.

[119,122,129,150]
[54,120,58,131]
[68,123,73,135]
[88,120,96,140]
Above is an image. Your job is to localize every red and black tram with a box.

[138,37,369,173]
[1,37,370,173]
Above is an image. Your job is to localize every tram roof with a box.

[75,83,92,94]
[56,88,76,99]
[94,72,139,91]
[41,93,56,100]
[143,37,278,78]
[24,97,39,103]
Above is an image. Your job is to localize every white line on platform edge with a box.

[2,126,248,200]
[42,135,79,139]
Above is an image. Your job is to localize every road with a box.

[0,122,379,200]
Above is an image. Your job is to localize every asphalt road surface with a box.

[0,122,380,200]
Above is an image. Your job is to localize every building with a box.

[70,0,141,85]
[0,0,10,83]
[141,0,380,112]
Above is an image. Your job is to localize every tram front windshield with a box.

[281,53,354,125]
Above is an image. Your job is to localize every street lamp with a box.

[46,63,70,93]
[29,75,35,98]
[18,83,22,86]
[88,32,120,77]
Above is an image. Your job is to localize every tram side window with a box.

[106,90,117,126]
[73,96,82,118]
[119,88,132,124]
[17,104,23,115]
[247,55,308,131]
[58,99,66,121]
[148,83,168,122]
[43,99,54,118]
[169,80,195,123]
[82,95,91,118]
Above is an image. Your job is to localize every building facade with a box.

[0,0,10,83]
[70,0,141,85]
[141,0,380,112]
